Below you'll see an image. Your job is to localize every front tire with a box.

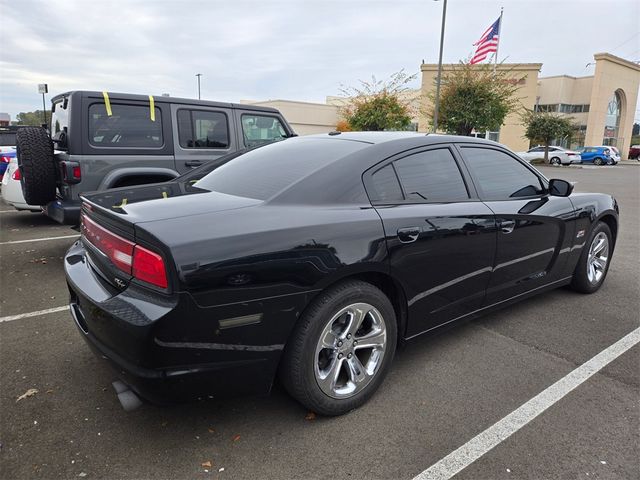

[570,222,613,294]
[550,157,561,166]
[280,280,397,416]
[593,157,603,166]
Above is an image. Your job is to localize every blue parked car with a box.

[579,146,613,165]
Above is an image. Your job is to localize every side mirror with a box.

[549,178,574,197]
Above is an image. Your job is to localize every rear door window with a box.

[89,103,162,148]
[393,148,469,202]
[177,109,229,148]
[241,114,287,148]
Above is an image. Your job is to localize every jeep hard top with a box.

[16,91,295,224]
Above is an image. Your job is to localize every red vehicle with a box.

[629,145,640,160]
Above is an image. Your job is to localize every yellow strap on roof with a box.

[149,95,155,122]
[162,191,168,199]
[102,91,112,116]
[113,198,127,209]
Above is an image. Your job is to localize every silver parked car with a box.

[517,146,581,165]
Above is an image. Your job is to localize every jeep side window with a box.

[241,114,286,148]
[89,104,162,148]
[177,110,229,149]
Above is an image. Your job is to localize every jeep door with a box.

[171,105,237,174]
[457,144,575,305]
[365,145,497,337]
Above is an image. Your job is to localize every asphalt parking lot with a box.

[1,165,638,480]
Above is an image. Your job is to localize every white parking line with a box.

[413,327,640,480]
[0,234,79,245]
[0,210,17,213]
[0,306,69,323]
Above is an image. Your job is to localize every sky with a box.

[1,0,639,121]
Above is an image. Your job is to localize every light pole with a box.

[195,73,202,100]
[432,0,447,133]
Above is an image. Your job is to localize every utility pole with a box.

[195,73,202,100]
[38,84,48,127]
[432,0,448,133]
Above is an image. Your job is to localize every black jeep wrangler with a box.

[16,91,295,224]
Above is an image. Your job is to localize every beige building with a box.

[536,53,640,158]
[240,99,338,135]
[247,52,640,158]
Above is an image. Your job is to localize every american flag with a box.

[470,17,501,65]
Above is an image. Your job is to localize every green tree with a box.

[15,110,48,126]
[429,62,521,135]
[522,111,575,163]
[339,70,416,131]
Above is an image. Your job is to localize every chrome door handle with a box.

[397,227,421,243]
[500,220,516,234]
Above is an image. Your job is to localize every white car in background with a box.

[517,146,581,165]
[1,157,41,212]
[594,146,621,164]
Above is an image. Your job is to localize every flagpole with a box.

[493,7,504,75]
[433,0,448,133]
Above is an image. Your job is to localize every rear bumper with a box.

[45,198,81,225]
[64,240,296,404]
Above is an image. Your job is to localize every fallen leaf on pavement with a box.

[208,428,215,433]
[305,412,316,421]
[201,461,212,468]
[232,434,241,442]
[16,388,39,402]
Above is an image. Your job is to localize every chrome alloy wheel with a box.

[587,232,609,284]
[314,302,387,399]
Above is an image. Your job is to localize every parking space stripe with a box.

[0,234,79,245]
[413,327,640,480]
[0,306,68,323]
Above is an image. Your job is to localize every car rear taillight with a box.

[12,168,21,180]
[82,213,134,273]
[61,161,81,183]
[81,212,168,289]
[133,245,168,288]
[1,156,10,163]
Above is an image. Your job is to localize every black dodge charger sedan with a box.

[65,132,618,415]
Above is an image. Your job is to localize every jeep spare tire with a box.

[16,127,57,205]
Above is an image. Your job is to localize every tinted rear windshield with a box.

[194,138,367,200]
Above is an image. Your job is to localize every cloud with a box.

[1,0,639,120]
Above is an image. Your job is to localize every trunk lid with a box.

[80,181,261,292]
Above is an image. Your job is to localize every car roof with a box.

[305,131,502,146]
[269,133,508,204]
[51,91,282,114]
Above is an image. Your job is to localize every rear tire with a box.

[279,280,397,416]
[570,222,612,294]
[16,127,57,205]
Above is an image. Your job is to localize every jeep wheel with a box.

[16,127,57,205]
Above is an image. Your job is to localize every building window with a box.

[536,103,589,114]
[469,130,500,142]
[603,92,622,147]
